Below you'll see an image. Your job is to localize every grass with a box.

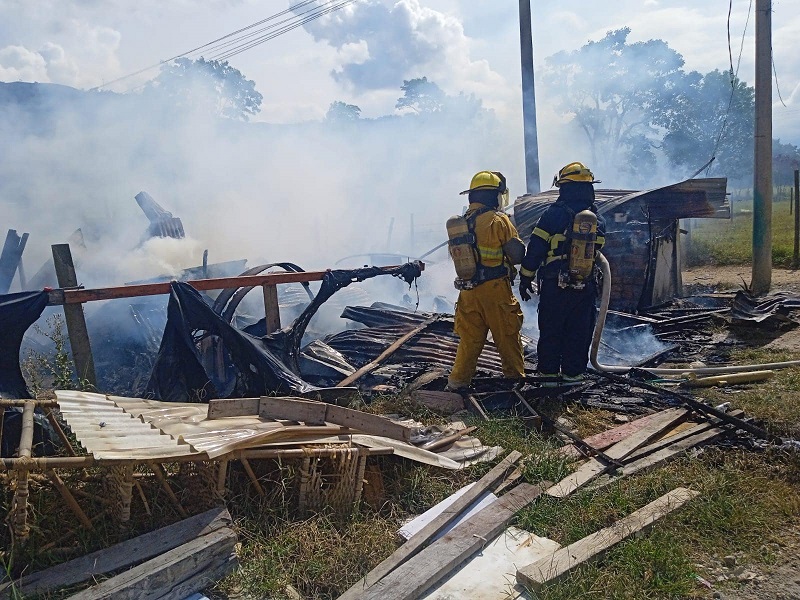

[686,199,799,267]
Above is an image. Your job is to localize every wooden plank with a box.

[614,427,727,480]
[410,390,465,414]
[66,526,238,599]
[558,409,688,460]
[336,316,439,388]
[338,450,523,600]
[207,397,260,419]
[262,283,281,334]
[357,482,546,600]
[1,508,232,599]
[547,408,688,498]
[624,410,743,464]
[52,243,97,386]
[53,263,424,305]
[517,487,699,590]
[259,397,412,442]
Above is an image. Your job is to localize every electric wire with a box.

[211,1,357,61]
[177,0,351,62]
[772,55,788,107]
[699,0,753,178]
[90,0,358,91]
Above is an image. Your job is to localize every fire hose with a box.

[590,253,800,375]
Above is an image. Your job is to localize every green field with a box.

[687,198,799,267]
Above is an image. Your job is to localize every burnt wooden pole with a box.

[262,284,281,334]
[794,169,799,269]
[519,0,541,194]
[751,0,772,294]
[52,244,97,387]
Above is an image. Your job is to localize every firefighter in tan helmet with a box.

[445,171,526,391]
[518,162,606,385]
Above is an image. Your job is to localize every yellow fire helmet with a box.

[460,171,510,210]
[552,162,601,187]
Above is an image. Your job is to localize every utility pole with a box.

[751,0,772,294]
[519,0,540,194]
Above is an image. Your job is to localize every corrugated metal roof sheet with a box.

[513,178,729,240]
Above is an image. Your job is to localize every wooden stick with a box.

[46,409,77,457]
[45,470,92,530]
[240,458,265,497]
[336,317,439,387]
[150,463,188,518]
[419,426,477,451]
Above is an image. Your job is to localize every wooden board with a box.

[1,508,231,599]
[558,409,688,460]
[66,527,238,599]
[547,408,688,498]
[356,482,545,600]
[206,397,260,419]
[259,397,412,442]
[517,488,699,590]
[624,410,743,464]
[338,451,522,600]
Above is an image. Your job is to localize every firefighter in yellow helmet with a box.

[446,171,526,391]
[518,162,606,385]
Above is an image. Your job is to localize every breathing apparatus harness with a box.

[448,206,512,291]
[543,200,599,291]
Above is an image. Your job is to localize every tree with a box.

[396,77,446,114]
[659,70,754,186]
[325,100,361,123]
[147,57,262,120]
[773,139,800,191]
[543,28,687,183]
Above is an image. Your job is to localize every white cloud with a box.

[0,45,48,81]
[297,0,508,111]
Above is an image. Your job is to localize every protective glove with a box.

[519,274,535,301]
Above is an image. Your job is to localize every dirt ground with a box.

[683,266,800,600]
[683,265,800,294]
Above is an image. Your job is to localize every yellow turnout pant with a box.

[449,277,525,387]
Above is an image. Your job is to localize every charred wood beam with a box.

[593,371,776,441]
[0,229,29,294]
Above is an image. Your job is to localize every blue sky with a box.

[1,0,797,144]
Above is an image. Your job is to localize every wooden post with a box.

[794,169,799,269]
[52,244,97,387]
[262,284,281,334]
[751,0,773,294]
[518,0,541,194]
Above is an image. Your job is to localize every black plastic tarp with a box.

[0,290,48,399]
[146,262,423,401]
[145,282,315,402]
[0,290,59,457]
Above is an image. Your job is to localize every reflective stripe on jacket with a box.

[465,202,523,271]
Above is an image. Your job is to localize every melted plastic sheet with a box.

[146,262,423,402]
[145,281,315,402]
[0,290,48,399]
[0,290,58,457]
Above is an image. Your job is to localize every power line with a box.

[212,1,358,62]
[90,0,358,91]
[700,0,753,178]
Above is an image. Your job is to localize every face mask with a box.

[498,189,510,211]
